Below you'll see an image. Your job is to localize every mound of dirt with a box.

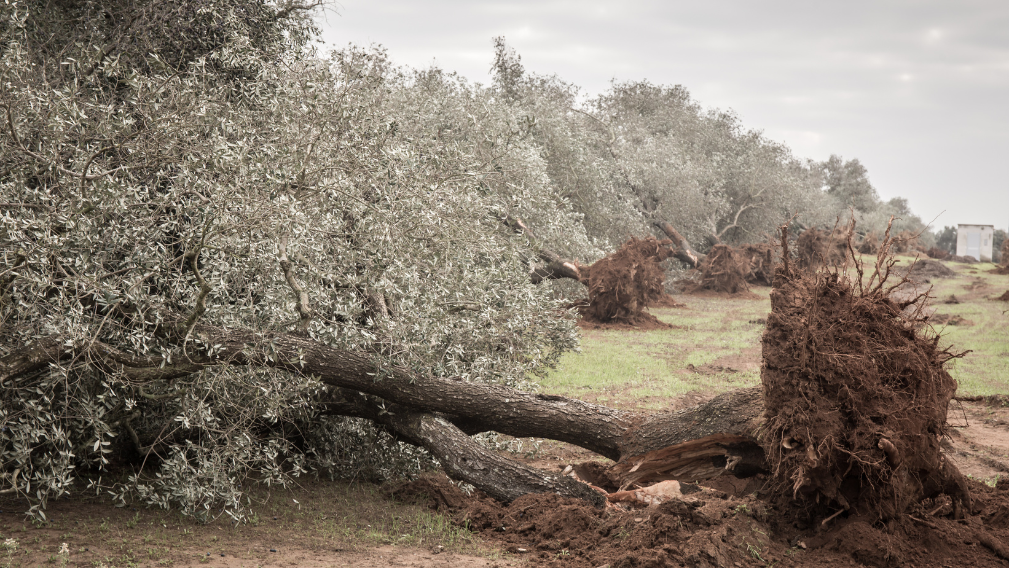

[762,224,970,521]
[579,236,675,327]
[391,474,1009,567]
[690,244,750,294]
[950,254,979,263]
[995,290,1009,302]
[930,313,971,326]
[738,242,777,286]
[576,313,672,331]
[991,265,1009,275]
[927,246,951,260]
[796,226,850,270]
[896,258,958,281]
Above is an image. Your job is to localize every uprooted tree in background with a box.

[578,236,675,325]
[796,226,851,270]
[691,244,751,294]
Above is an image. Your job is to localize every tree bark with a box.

[654,220,705,269]
[502,215,585,283]
[2,325,766,506]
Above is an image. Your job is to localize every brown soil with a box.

[931,313,972,326]
[897,258,958,281]
[576,312,673,331]
[950,255,979,264]
[678,287,763,300]
[796,226,850,270]
[995,290,1009,301]
[688,244,750,294]
[579,236,674,326]
[992,266,1009,275]
[762,225,970,521]
[392,473,1009,568]
[738,242,777,286]
[0,480,506,568]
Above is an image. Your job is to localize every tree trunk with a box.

[2,323,767,506]
[653,220,706,268]
[502,215,585,283]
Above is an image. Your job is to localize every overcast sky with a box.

[317,1,1009,232]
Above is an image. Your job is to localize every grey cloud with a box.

[318,1,1009,229]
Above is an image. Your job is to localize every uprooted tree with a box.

[1,0,975,534]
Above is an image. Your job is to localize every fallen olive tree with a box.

[1,318,764,507]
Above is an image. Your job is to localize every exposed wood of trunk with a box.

[654,220,705,269]
[181,322,766,461]
[502,215,585,283]
[531,248,584,284]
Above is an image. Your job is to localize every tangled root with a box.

[761,219,969,521]
[695,244,750,293]
[738,242,777,286]
[796,226,851,270]
[581,236,674,324]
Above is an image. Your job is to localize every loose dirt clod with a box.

[579,236,673,327]
[762,220,970,521]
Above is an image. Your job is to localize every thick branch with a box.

[653,221,705,268]
[328,391,605,506]
[3,327,765,467]
[503,216,584,283]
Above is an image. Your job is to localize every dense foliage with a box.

[0,0,935,520]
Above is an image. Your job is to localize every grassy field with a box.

[1,255,1006,566]
[540,256,1009,402]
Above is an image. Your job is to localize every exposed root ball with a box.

[761,221,969,521]
[738,242,777,286]
[696,244,750,293]
[796,227,850,270]
[893,230,924,254]
[993,241,1009,274]
[581,236,673,325]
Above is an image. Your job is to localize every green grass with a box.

[540,259,1009,403]
[540,290,771,408]
[923,261,1009,396]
